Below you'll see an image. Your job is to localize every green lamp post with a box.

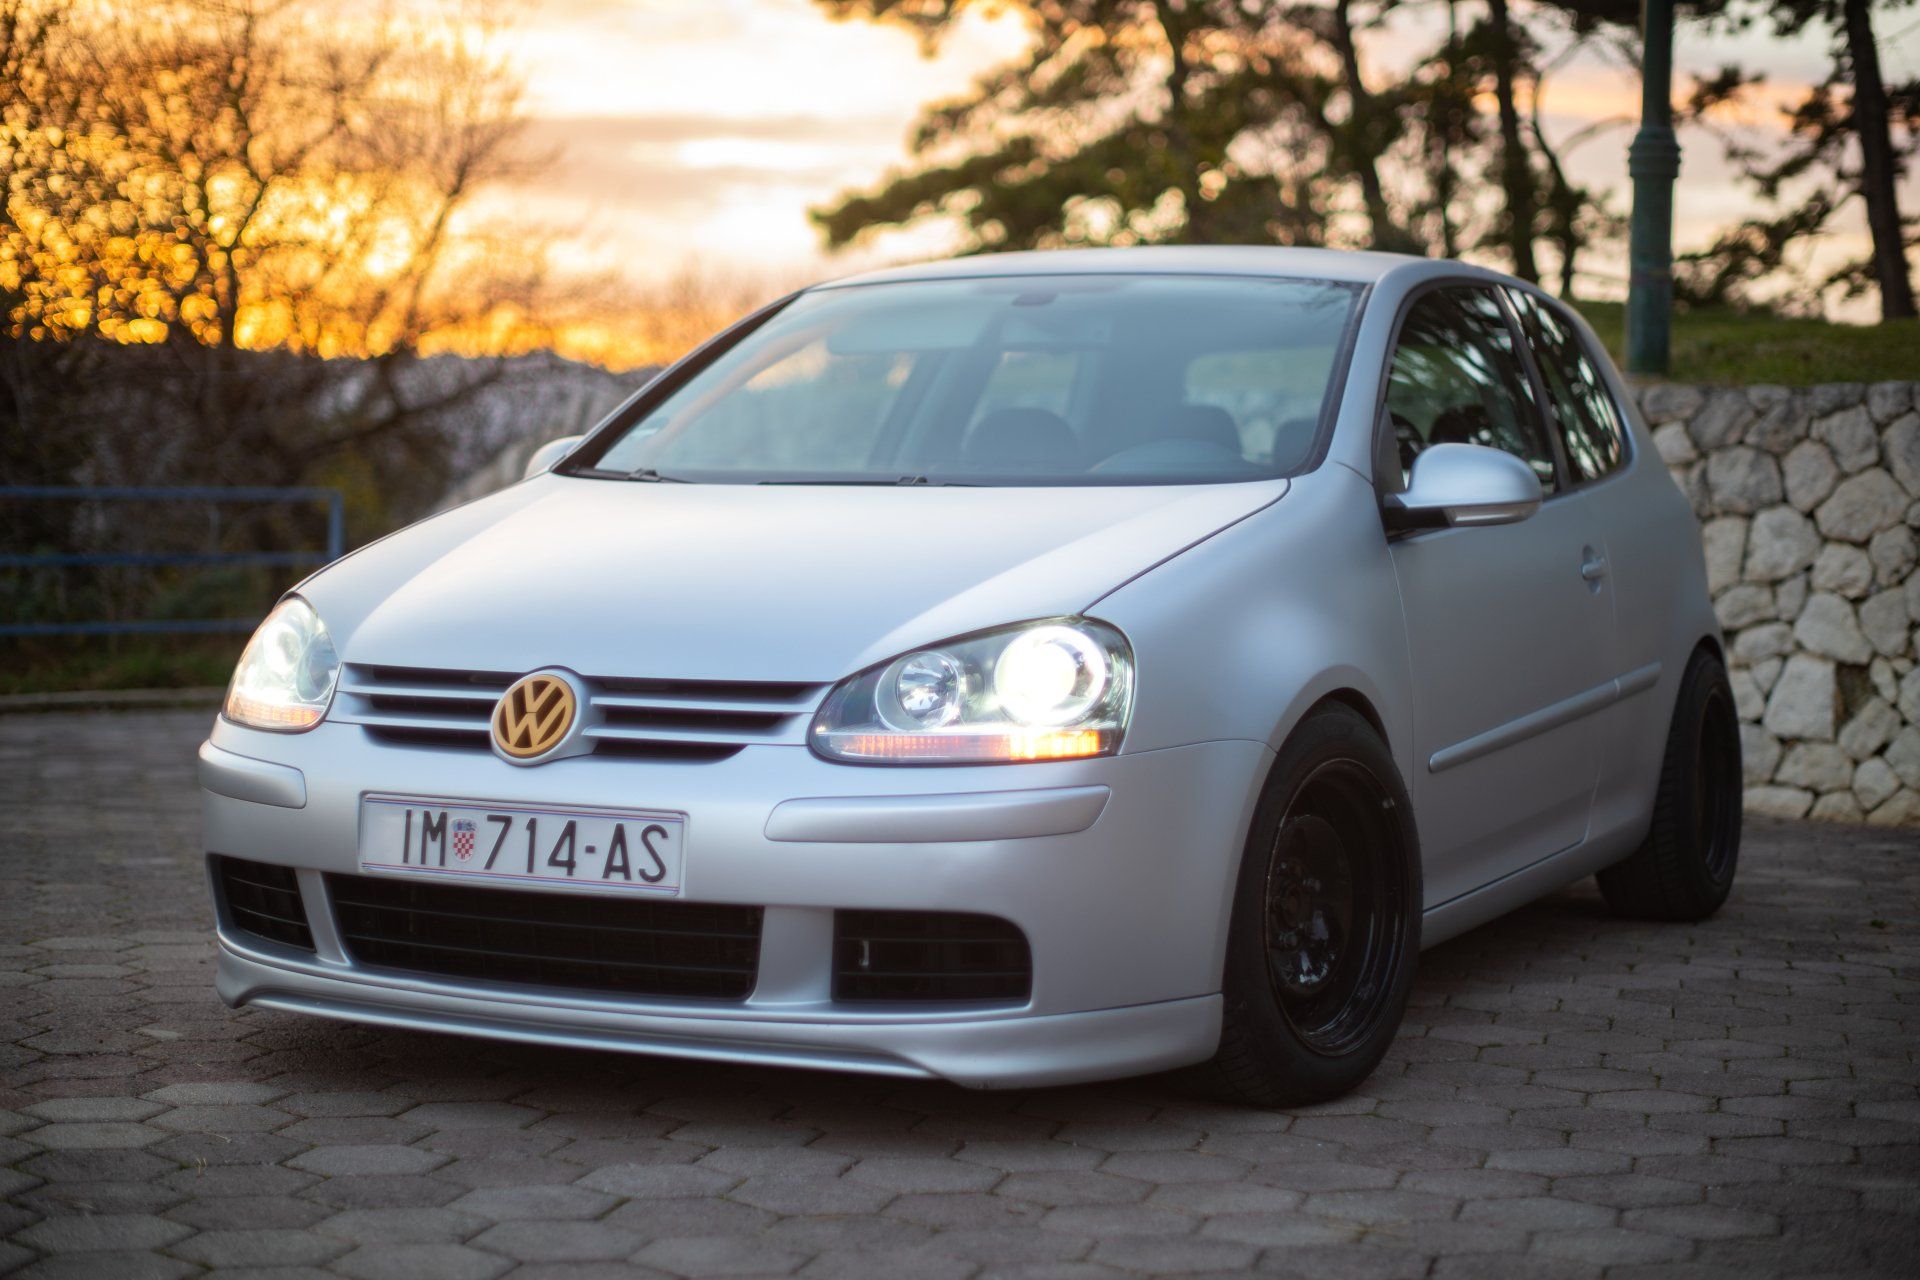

[1627,0,1680,376]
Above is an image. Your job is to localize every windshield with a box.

[582,274,1364,485]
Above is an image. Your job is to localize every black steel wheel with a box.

[1263,761,1413,1057]
[1597,647,1742,922]
[1190,702,1421,1107]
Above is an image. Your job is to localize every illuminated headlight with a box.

[224,597,341,732]
[811,619,1133,764]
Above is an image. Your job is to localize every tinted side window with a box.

[1385,287,1557,493]
[1513,292,1626,482]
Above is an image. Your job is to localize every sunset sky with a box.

[479,0,1920,303]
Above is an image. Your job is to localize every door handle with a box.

[1580,550,1609,582]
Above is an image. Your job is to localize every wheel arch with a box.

[1264,669,1411,790]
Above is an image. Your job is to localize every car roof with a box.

[814,245,1478,290]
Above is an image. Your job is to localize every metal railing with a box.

[0,485,345,638]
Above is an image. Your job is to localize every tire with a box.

[1187,702,1422,1107]
[1595,647,1742,922]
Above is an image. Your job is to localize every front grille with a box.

[330,663,824,761]
[213,856,315,951]
[326,874,763,999]
[834,910,1032,1004]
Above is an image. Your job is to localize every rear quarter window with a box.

[1512,292,1628,483]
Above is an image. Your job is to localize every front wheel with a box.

[1189,703,1421,1107]
[1595,647,1742,921]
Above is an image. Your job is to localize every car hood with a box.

[304,474,1287,682]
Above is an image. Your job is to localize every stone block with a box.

[1810,543,1874,599]
[1868,526,1916,585]
[1854,756,1901,809]
[1838,698,1901,760]
[1860,590,1913,657]
[1809,792,1864,822]
[1640,382,1705,423]
[1728,668,1764,721]
[1739,724,1782,784]
[1690,390,1759,450]
[1886,725,1920,790]
[1776,572,1809,621]
[1885,412,1920,496]
[1743,507,1819,582]
[1707,447,1784,513]
[1814,404,1881,472]
[1783,440,1840,512]
[1764,654,1838,741]
[1742,785,1813,818]
[1700,516,1748,593]
[1793,593,1873,663]
[1868,788,1920,825]
[1868,382,1913,422]
[1775,742,1853,792]
[1817,471,1909,542]
[1715,583,1776,629]
[1653,423,1697,465]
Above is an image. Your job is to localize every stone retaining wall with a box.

[1637,380,1920,825]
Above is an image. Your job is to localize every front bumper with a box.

[200,719,1270,1087]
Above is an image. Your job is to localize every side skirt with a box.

[1419,822,1644,950]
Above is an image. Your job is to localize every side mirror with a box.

[523,435,583,480]
[1383,443,1542,532]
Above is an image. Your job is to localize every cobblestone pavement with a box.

[2,710,1917,1280]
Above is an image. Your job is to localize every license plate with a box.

[359,795,684,895]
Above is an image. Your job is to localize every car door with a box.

[1381,285,1617,907]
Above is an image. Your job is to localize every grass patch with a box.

[1574,301,1920,386]
[0,635,242,697]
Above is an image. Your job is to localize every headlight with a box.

[224,597,341,731]
[810,618,1133,764]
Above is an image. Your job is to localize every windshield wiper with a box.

[628,467,691,483]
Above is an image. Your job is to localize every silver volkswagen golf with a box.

[201,247,1740,1104]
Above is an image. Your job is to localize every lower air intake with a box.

[326,875,763,1000]
[834,910,1032,1004]
[213,856,316,952]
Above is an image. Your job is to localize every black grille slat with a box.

[327,875,762,1000]
[834,910,1031,1004]
[214,856,315,952]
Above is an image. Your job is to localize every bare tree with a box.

[3,0,566,521]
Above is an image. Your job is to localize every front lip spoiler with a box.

[216,936,1222,1089]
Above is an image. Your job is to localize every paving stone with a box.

[10,1212,192,1253]
[315,1205,490,1243]
[469,1219,646,1262]
[1087,1233,1258,1271]
[17,1121,160,1149]
[400,1101,544,1130]
[285,1143,450,1176]
[20,1097,164,1123]
[299,1172,466,1209]
[332,1243,513,1280]
[10,1252,199,1280]
[182,1194,330,1241]
[577,1161,739,1198]
[144,1081,284,1106]
[728,1173,896,1215]
[633,1235,809,1276]
[445,1183,619,1220]
[833,1154,998,1194]
[1529,1228,1693,1265]
[169,1227,351,1267]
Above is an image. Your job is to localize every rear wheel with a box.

[1189,703,1421,1107]
[1595,647,1742,921]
